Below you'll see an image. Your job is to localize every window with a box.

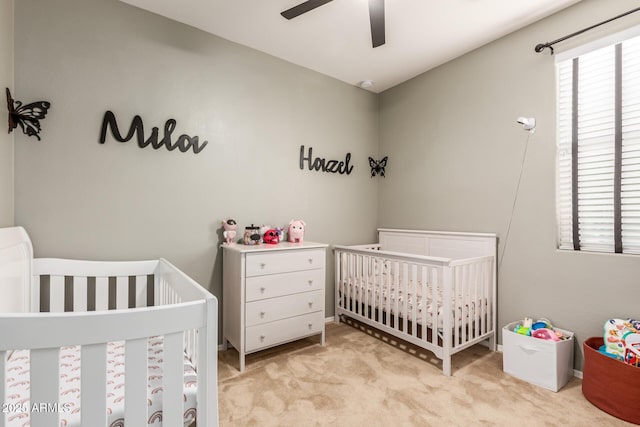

[556,27,640,254]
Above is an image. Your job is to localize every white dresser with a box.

[222,241,328,371]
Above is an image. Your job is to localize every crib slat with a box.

[411,264,417,337]
[353,255,359,315]
[401,262,408,334]
[125,338,148,425]
[0,350,5,427]
[163,332,184,426]
[393,261,399,331]
[442,266,453,376]
[452,267,461,347]
[347,254,352,314]
[376,258,380,322]
[421,267,427,340]
[431,267,438,346]
[482,261,488,335]
[485,260,491,335]
[358,255,363,315]
[470,262,477,339]
[81,343,107,427]
[473,263,479,338]
[30,347,60,427]
[351,255,360,314]
[364,254,370,320]
[463,264,470,344]
[459,265,465,344]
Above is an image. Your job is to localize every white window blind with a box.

[556,30,640,254]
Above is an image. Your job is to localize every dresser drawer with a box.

[246,269,324,302]
[246,249,324,277]
[246,290,324,326]
[245,311,324,352]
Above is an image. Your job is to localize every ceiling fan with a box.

[281,0,385,48]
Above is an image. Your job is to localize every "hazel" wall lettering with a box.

[299,145,353,175]
[99,110,207,154]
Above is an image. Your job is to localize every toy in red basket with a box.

[288,219,305,243]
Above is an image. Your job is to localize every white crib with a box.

[0,227,218,427]
[334,229,497,376]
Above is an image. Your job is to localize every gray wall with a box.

[13,0,640,369]
[379,0,640,369]
[0,0,13,227]
[14,0,379,323]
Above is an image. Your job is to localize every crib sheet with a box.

[339,273,486,329]
[4,336,197,427]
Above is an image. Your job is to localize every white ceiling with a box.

[119,0,581,93]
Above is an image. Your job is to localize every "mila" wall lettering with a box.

[99,110,207,154]
[299,145,353,175]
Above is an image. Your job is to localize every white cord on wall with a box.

[498,132,532,273]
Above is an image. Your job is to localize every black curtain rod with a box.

[535,7,640,54]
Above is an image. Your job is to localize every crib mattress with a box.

[4,336,197,427]
[339,274,487,328]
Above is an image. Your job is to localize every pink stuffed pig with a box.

[288,219,306,243]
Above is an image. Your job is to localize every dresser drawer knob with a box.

[308,280,313,286]
[260,311,266,318]
[308,323,313,329]
[308,302,313,308]
[260,287,266,293]
[308,258,313,264]
[260,263,266,269]
[260,335,266,341]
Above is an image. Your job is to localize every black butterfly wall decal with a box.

[368,156,388,178]
[6,88,51,141]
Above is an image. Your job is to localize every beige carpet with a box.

[218,320,632,426]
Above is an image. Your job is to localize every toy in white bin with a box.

[222,218,237,244]
[512,317,566,341]
[288,219,305,243]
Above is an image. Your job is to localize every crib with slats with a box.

[0,227,218,427]
[335,228,497,376]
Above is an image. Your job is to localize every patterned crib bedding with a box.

[4,336,197,427]
[339,273,487,329]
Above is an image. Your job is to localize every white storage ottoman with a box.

[502,321,574,392]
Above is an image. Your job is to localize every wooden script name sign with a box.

[299,145,353,175]
[99,111,207,154]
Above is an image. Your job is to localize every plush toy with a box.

[221,218,237,245]
[288,219,305,243]
[263,228,280,244]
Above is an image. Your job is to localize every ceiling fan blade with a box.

[281,0,334,20]
[368,0,385,48]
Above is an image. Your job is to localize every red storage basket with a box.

[582,337,640,424]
